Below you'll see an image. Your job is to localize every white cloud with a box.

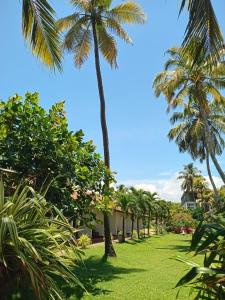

[120,173,182,202]
[205,176,223,189]
[120,173,224,203]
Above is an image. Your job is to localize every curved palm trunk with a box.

[206,148,218,194]
[92,20,116,257]
[210,152,225,183]
[198,96,225,185]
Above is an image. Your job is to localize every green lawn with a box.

[63,234,203,300]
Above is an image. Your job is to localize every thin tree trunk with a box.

[160,216,164,234]
[142,217,145,238]
[131,216,134,239]
[137,218,140,239]
[122,215,125,242]
[147,210,151,236]
[206,147,218,194]
[92,19,116,257]
[156,213,159,235]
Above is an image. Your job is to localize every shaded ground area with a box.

[63,234,202,300]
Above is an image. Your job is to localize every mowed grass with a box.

[64,234,203,300]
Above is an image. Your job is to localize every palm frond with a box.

[109,2,146,24]
[97,26,117,67]
[73,25,92,67]
[180,0,224,64]
[70,0,91,11]
[22,0,62,70]
[57,13,80,32]
[105,18,132,43]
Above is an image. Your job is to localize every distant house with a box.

[181,191,197,209]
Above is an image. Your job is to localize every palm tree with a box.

[193,175,211,208]
[116,188,131,242]
[152,200,161,235]
[130,187,147,238]
[157,199,170,233]
[127,194,137,239]
[58,0,145,257]
[178,163,201,202]
[21,0,61,69]
[144,191,158,236]
[153,44,225,184]
[179,0,224,64]
[168,102,225,193]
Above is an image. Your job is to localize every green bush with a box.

[0,93,112,224]
[78,234,91,249]
[0,181,83,300]
[132,230,138,239]
[169,212,196,231]
[140,229,146,238]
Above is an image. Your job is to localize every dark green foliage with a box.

[180,0,224,65]
[176,213,225,299]
[0,93,111,224]
[0,180,82,300]
[190,206,205,221]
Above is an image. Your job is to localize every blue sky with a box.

[1,1,225,201]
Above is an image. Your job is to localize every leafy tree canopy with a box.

[0,93,113,224]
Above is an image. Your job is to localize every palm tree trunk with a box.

[210,152,225,183]
[137,218,140,239]
[122,215,125,242]
[147,211,151,236]
[198,94,225,184]
[155,213,159,235]
[142,217,145,237]
[131,216,134,239]
[206,147,218,194]
[92,19,116,257]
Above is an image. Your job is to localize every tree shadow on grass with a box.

[155,244,191,253]
[61,255,145,299]
[126,238,149,245]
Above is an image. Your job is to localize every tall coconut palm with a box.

[168,102,225,193]
[153,44,225,184]
[179,0,224,64]
[21,0,62,69]
[58,0,146,257]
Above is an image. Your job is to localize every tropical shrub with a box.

[169,212,196,233]
[0,181,83,300]
[0,93,112,225]
[176,213,225,299]
[140,229,146,238]
[132,230,138,240]
[78,234,91,249]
